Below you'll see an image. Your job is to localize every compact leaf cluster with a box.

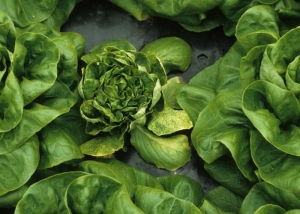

[1,0,300,213]
[78,38,193,171]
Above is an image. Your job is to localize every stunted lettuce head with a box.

[78,38,193,171]
[79,40,163,136]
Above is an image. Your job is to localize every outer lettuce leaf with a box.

[99,159,164,190]
[130,124,191,171]
[0,9,16,51]
[204,157,255,197]
[157,174,204,207]
[250,130,300,193]
[41,0,78,31]
[38,106,86,169]
[254,205,286,214]
[191,90,256,181]
[147,104,193,136]
[242,80,300,156]
[0,0,58,27]
[235,5,280,49]
[199,186,243,214]
[0,185,28,208]
[109,0,223,27]
[12,32,59,105]
[140,37,192,74]
[0,135,39,196]
[260,27,300,87]
[134,185,202,214]
[239,45,267,88]
[79,160,136,195]
[0,0,77,29]
[15,172,89,214]
[105,185,145,214]
[65,174,122,213]
[0,58,23,133]
[240,182,300,214]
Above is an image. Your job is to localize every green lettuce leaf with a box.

[0,135,39,196]
[135,185,202,214]
[130,124,191,171]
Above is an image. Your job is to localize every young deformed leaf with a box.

[130,125,191,171]
[157,174,204,207]
[141,37,192,74]
[15,172,89,214]
[135,186,202,214]
[0,135,39,196]
[65,174,122,214]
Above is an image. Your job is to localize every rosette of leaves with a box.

[0,8,87,208]
[14,159,205,214]
[78,38,193,171]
